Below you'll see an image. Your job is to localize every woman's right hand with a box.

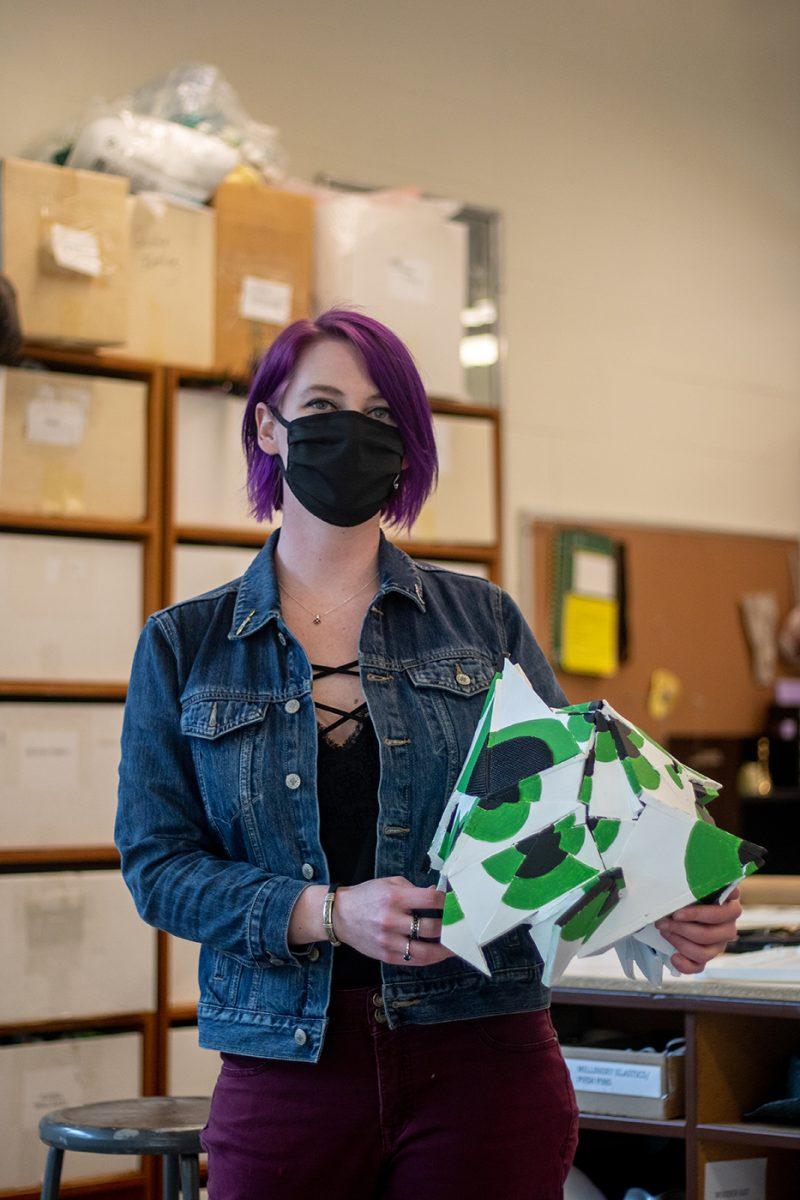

[333,877,455,967]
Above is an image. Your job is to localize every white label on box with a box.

[239,277,292,325]
[387,256,432,304]
[566,1056,664,1099]
[574,550,616,599]
[25,384,90,447]
[48,224,102,277]
[704,1158,766,1200]
[19,728,80,792]
[23,1064,83,1131]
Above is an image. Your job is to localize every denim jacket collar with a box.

[228,526,426,641]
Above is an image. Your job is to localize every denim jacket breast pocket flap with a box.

[179,696,269,740]
[404,655,495,697]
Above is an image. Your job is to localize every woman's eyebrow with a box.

[302,384,384,401]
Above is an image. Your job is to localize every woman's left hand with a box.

[654,887,742,974]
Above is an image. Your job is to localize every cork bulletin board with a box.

[522,517,800,740]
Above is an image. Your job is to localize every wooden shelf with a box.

[697,1122,800,1148]
[0,846,120,869]
[579,1113,687,1138]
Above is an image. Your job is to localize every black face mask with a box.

[269,406,405,528]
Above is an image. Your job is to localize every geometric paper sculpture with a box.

[428,658,766,986]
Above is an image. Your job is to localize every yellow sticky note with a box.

[560,593,618,676]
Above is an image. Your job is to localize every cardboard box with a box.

[175,386,278,531]
[173,544,258,604]
[0,532,143,681]
[168,934,201,1008]
[213,179,314,377]
[562,1042,686,1119]
[0,1031,142,1189]
[402,414,496,545]
[0,701,124,848]
[0,157,130,346]
[315,190,468,400]
[0,869,156,1022]
[103,193,215,367]
[168,1025,220,1095]
[0,366,147,519]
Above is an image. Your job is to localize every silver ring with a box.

[409,914,421,940]
[403,938,412,962]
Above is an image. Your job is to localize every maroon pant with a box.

[200,986,579,1199]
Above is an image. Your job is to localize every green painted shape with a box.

[593,818,621,854]
[555,813,585,856]
[502,855,597,910]
[578,772,593,805]
[630,754,661,791]
[487,718,580,766]
[560,888,612,944]
[464,794,531,842]
[483,844,524,886]
[442,890,465,925]
[684,821,748,900]
[621,755,643,797]
[518,774,543,803]
[626,726,645,748]
[665,763,682,787]
[567,713,595,743]
[595,730,618,762]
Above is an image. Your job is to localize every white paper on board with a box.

[25,382,90,448]
[239,276,293,325]
[573,549,616,599]
[18,728,80,793]
[47,224,102,277]
[704,1157,766,1200]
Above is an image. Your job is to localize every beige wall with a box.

[2,1,798,601]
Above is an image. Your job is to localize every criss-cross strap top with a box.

[309,659,370,743]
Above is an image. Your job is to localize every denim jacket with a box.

[115,528,569,1063]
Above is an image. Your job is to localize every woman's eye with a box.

[369,406,394,421]
[307,398,334,410]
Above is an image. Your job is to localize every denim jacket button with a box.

[285,773,301,789]
[284,698,300,714]
[294,1027,308,1045]
[301,862,315,880]
[308,946,320,962]
[456,671,471,685]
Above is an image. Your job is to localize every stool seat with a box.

[39,1096,210,1156]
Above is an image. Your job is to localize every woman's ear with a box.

[255,403,281,456]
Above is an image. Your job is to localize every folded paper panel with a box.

[0,533,143,681]
[0,1031,142,1189]
[0,869,156,1022]
[0,367,147,520]
[0,701,124,847]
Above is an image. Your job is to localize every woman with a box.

[115,309,740,1199]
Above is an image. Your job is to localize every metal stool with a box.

[38,1096,210,1199]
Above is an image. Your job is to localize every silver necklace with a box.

[278,574,378,624]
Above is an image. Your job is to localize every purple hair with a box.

[243,308,438,533]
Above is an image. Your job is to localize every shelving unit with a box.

[1,343,504,1200]
[552,984,800,1200]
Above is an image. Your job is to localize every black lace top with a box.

[312,658,382,988]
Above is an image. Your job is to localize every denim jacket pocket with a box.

[405,655,495,801]
[179,695,270,832]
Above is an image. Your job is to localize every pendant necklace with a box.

[278,574,378,624]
